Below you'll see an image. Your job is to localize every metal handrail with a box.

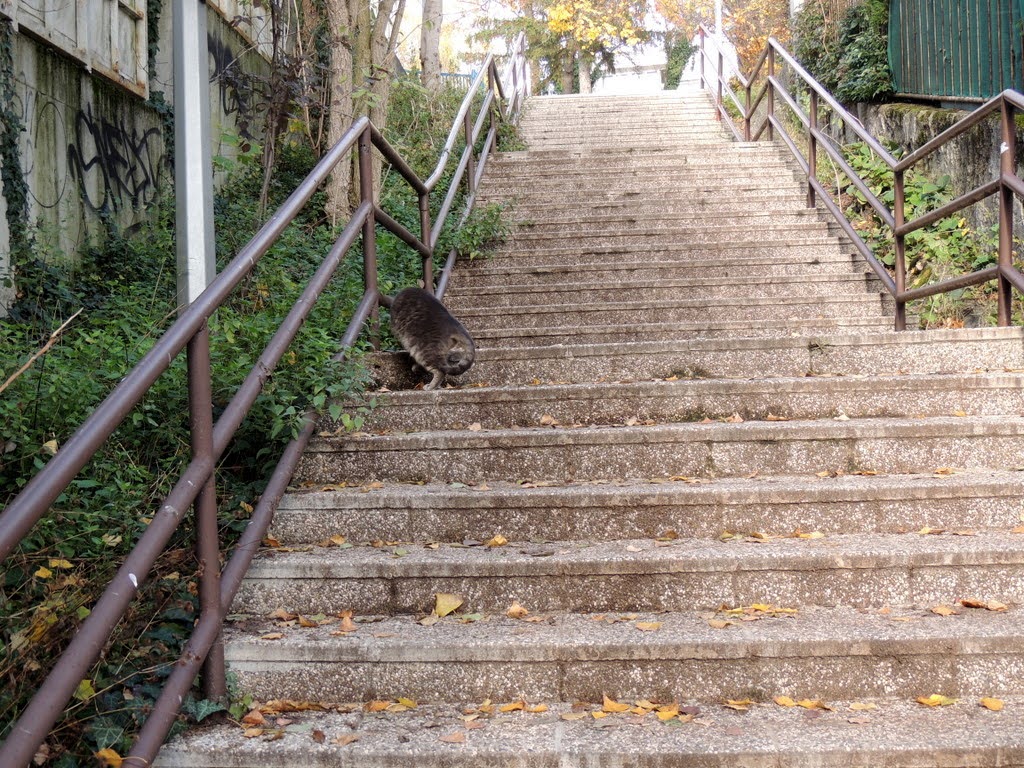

[696,23,1024,330]
[0,31,528,767]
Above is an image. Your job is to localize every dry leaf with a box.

[723,699,752,711]
[434,593,464,617]
[418,614,440,627]
[526,704,548,713]
[591,711,609,719]
[980,697,1004,711]
[918,526,945,535]
[440,731,466,744]
[766,413,789,421]
[1012,526,1024,534]
[312,729,326,744]
[635,621,662,632]
[561,711,588,721]
[486,534,508,548]
[917,694,957,707]
[796,699,832,711]
[243,728,264,738]
[506,601,530,619]
[365,700,391,712]
[849,702,877,711]
[930,605,958,616]
[724,413,744,423]
[602,695,631,713]
[708,619,733,629]
[933,467,956,475]
[773,696,796,707]
[332,733,360,746]
[960,598,1008,612]
[953,410,968,417]
[94,748,123,767]
[539,415,558,426]
[260,632,284,641]
[499,701,525,712]
[793,530,825,540]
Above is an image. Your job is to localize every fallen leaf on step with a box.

[773,696,796,707]
[262,536,281,548]
[723,699,753,711]
[434,593,465,617]
[602,695,631,713]
[311,729,326,743]
[708,619,733,629]
[268,608,297,622]
[952,410,968,417]
[365,700,391,712]
[1013,526,1024,534]
[980,697,1004,711]
[849,702,877,711]
[960,598,1008,612]
[561,711,588,721]
[418,614,440,627]
[766,413,789,421]
[539,414,558,426]
[834,414,850,421]
[918,526,945,535]
[796,699,833,711]
[527,703,548,713]
[635,621,662,632]
[930,605,958,616]
[259,632,284,641]
[242,728,264,738]
[933,467,956,475]
[500,701,525,712]
[242,709,266,725]
[506,601,530,619]
[793,530,825,539]
[332,733,360,746]
[724,413,744,423]
[626,545,643,552]
[485,534,508,547]
[468,422,482,431]
[916,694,957,707]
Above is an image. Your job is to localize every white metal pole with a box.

[174,0,216,310]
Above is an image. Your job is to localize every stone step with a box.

[468,318,894,347]
[453,296,884,335]
[276,470,1024,544]
[458,249,864,282]
[503,208,823,230]
[218,607,1024,703]
[476,240,852,266]
[344,372,1024,434]
[493,230,835,250]
[367,327,1023,388]
[477,191,813,211]
[296,415,1024,486]
[445,273,877,310]
[154,696,1024,768]
[488,150,793,170]
[492,195,815,216]
[480,175,803,195]
[233,530,1024,616]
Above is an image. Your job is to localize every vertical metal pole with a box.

[894,169,907,331]
[766,46,775,141]
[998,99,1016,326]
[807,90,818,208]
[174,0,215,310]
[420,193,433,294]
[187,327,226,701]
[359,126,380,334]
[464,110,477,194]
[699,28,705,91]
[716,51,723,121]
[743,79,751,141]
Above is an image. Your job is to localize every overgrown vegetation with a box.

[792,0,893,104]
[0,76,512,765]
[825,140,1000,327]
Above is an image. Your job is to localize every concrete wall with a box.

[0,2,274,315]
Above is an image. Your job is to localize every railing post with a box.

[743,78,751,141]
[998,98,1016,326]
[187,325,226,702]
[699,28,706,91]
[420,192,434,294]
[807,90,818,208]
[464,109,477,195]
[716,50,723,121]
[358,126,379,335]
[766,46,775,141]
[894,169,908,331]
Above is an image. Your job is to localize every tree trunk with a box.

[559,41,575,93]
[419,0,442,92]
[324,0,355,223]
[578,51,592,94]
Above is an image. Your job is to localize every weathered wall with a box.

[0,2,274,315]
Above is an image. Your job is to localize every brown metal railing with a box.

[697,25,1024,330]
[0,32,527,767]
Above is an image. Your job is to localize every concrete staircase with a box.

[158,87,1024,765]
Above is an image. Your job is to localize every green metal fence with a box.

[889,0,1024,102]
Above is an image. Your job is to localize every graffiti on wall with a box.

[209,33,254,137]
[67,104,164,214]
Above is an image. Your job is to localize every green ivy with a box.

[0,21,29,260]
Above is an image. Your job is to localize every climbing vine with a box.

[0,21,29,261]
